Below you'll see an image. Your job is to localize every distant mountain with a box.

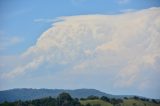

[0,88,149,103]
[0,88,112,102]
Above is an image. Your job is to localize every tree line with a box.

[0,92,159,106]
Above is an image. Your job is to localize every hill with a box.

[0,88,113,102]
[0,92,159,106]
[80,99,160,106]
[0,88,158,103]
[80,99,112,106]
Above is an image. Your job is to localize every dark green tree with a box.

[87,95,99,100]
[100,96,110,102]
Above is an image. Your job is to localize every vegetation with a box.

[80,99,112,106]
[0,92,160,106]
[0,92,81,106]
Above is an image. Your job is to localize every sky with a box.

[0,0,160,99]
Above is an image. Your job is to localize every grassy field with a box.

[80,99,112,106]
[122,99,160,106]
[80,99,160,106]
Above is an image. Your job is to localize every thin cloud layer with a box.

[1,7,160,93]
[117,0,130,4]
[0,35,23,50]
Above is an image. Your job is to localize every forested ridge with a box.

[1,92,160,106]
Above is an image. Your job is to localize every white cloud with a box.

[117,0,131,4]
[0,35,23,50]
[33,18,55,23]
[1,56,44,78]
[71,0,89,5]
[1,7,160,91]
[10,36,23,44]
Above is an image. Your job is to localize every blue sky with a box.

[0,0,160,99]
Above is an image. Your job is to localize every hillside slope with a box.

[0,88,112,102]
[81,99,160,106]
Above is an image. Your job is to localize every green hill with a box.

[80,99,160,106]
[80,99,112,106]
[122,99,160,106]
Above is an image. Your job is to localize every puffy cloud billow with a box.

[1,7,160,94]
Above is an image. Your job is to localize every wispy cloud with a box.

[70,0,90,6]
[0,33,23,50]
[33,18,54,23]
[1,56,44,78]
[117,0,131,4]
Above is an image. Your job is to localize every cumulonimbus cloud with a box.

[1,7,160,90]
